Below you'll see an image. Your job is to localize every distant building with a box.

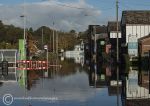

[107,21,122,53]
[87,25,108,63]
[106,44,111,54]
[138,34,150,57]
[121,10,150,57]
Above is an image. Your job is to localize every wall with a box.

[126,25,150,56]
[139,37,150,56]
[110,32,121,38]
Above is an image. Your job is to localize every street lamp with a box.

[20,0,26,60]
[20,15,26,41]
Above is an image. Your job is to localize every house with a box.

[121,10,150,57]
[107,21,122,52]
[87,25,107,63]
[138,34,150,57]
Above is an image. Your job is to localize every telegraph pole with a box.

[42,27,44,49]
[94,26,97,88]
[116,0,119,63]
[53,21,55,53]
[116,1,119,106]
[23,0,26,41]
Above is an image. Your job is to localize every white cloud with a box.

[0,0,101,32]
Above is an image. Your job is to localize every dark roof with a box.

[122,10,150,25]
[88,25,107,34]
[107,21,121,32]
[138,34,150,42]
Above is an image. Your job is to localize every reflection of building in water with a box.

[126,67,150,99]
[0,68,17,83]
[0,49,17,66]
[0,50,18,84]
[126,99,150,106]
[89,64,108,88]
[89,63,122,94]
[121,66,150,106]
[74,56,84,65]
[107,66,122,96]
[138,70,149,90]
[64,42,84,66]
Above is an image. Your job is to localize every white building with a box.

[0,49,17,83]
[107,21,122,52]
[121,10,150,57]
[64,41,84,65]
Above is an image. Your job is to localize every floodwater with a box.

[0,58,150,106]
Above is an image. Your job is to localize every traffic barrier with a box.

[17,60,48,70]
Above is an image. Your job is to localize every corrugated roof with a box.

[122,10,150,25]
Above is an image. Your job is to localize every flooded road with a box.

[0,61,121,106]
[0,59,150,106]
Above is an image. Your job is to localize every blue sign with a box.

[128,42,138,49]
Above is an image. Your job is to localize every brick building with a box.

[121,10,150,57]
[138,34,150,57]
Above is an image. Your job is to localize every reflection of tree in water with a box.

[26,59,87,90]
[58,59,85,77]
[27,70,40,90]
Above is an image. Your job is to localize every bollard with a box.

[2,60,8,76]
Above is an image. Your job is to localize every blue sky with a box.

[0,0,149,31]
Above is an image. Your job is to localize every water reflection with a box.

[121,66,150,106]
[0,58,150,106]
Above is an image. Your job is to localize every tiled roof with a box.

[88,25,107,34]
[138,34,150,42]
[107,21,121,32]
[122,10,150,25]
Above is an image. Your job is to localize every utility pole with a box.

[53,21,55,53]
[94,26,97,64]
[42,27,44,49]
[94,26,97,88]
[56,30,58,71]
[116,0,119,63]
[23,0,26,42]
[56,30,58,54]
[116,1,119,106]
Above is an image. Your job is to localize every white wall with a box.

[110,32,121,38]
[126,25,150,43]
[126,25,150,56]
